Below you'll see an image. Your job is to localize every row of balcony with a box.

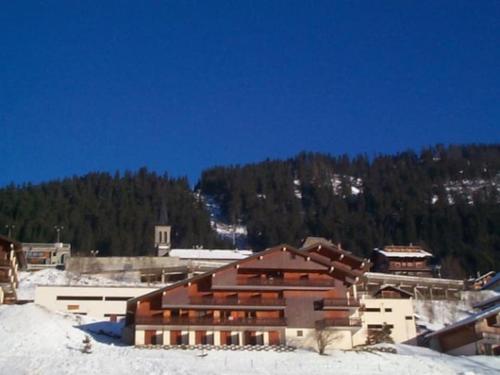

[163,297,360,310]
[135,315,362,328]
[166,297,287,307]
[235,278,337,288]
[135,316,287,326]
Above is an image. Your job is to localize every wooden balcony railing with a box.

[388,265,432,271]
[237,278,336,288]
[135,316,287,326]
[186,297,286,307]
[321,299,360,308]
[316,318,362,328]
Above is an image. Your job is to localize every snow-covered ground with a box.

[17,269,158,300]
[1,303,499,375]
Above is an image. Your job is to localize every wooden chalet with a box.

[124,243,371,349]
[427,302,500,355]
[371,245,433,277]
[0,235,26,304]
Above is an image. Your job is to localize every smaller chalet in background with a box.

[23,242,71,270]
[0,235,26,304]
[427,296,500,355]
[371,245,433,277]
[468,271,496,290]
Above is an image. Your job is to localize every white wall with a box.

[285,328,354,351]
[356,298,417,345]
[35,285,158,319]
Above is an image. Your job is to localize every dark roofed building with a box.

[371,245,434,277]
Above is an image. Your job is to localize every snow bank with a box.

[0,303,499,375]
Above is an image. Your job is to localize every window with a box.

[365,308,381,312]
[385,308,392,312]
[297,330,303,337]
[104,296,133,301]
[405,316,413,320]
[57,296,102,301]
[368,324,394,329]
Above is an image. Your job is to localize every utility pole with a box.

[54,225,64,243]
[5,224,15,238]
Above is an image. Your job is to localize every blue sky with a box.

[1,1,499,186]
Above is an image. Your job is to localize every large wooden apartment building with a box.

[124,243,371,349]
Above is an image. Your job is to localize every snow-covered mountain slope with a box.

[1,303,499,375]
[199,193,249,248]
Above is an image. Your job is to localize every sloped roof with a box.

[374,245,432,258]
[169,249,252,260]
[128,243,366,305]
[301,237,334,249]
[473,294,500,310]
[481,273,500,291]
[302,242,370,272]
[426,304,500,338]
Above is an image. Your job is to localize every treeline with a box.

[198,144,500,277]
[0,168,226,256]
[1,144,499,277]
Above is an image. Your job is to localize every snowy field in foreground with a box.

[1,304,499,375]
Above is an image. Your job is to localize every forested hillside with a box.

[0,169,224,256]
[1,144,499,277]
[198,144,500,277]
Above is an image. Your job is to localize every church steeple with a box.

[155,199,171,256]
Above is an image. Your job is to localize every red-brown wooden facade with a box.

[126,243,370,346]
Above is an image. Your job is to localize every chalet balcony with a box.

[135,316,287,327]
[315,298,361,310]
[315,318,362,329]
[163,297,286,309]
[221,278,336,290]
[387,264,432,272]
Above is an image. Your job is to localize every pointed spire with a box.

[159,199,169,225]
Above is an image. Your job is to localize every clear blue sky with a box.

[1,1,499,186]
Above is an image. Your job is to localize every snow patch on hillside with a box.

[443,173,500,205]
[1,303,499,375]
[200,194,249,248]
[293,179,302,199]
[330,174,363,196]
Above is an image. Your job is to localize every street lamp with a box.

[54,226,64,243]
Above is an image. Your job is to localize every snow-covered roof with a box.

[473,294,500,310]
[481,274,500,291]
[374,248,432,258]
[169,249,253,260]
[426,304,500,338]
